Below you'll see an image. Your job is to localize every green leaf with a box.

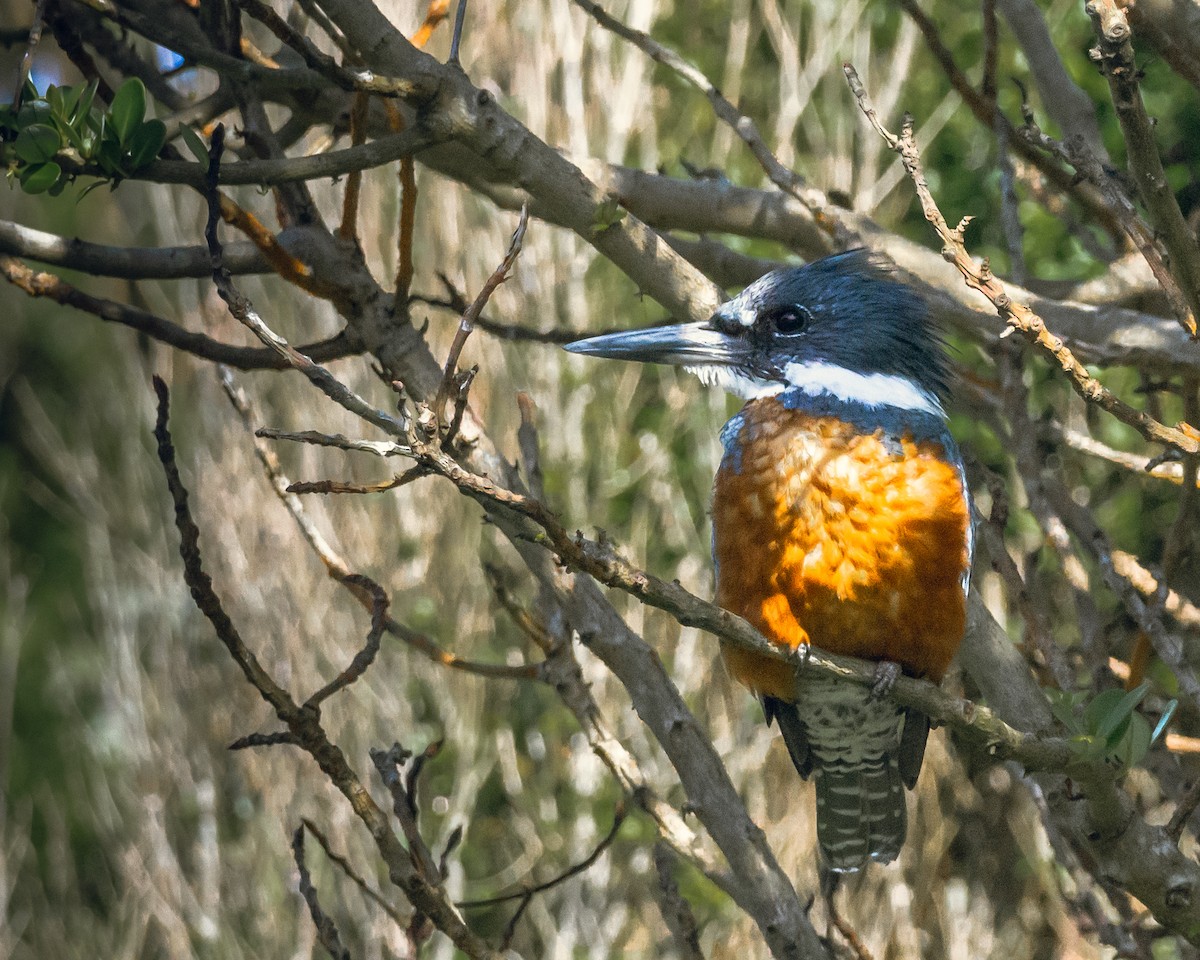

[1103,713,1133,750]
[109,78,146,145]
[18,102,52,129]
[60,115,88,155]
[1046,689,1085,733]
[72,80,99,127]
[22,76,38,104]
[14,124,61,164]
[179,124,210,169]
[58,84,83,121]
[1082,688,1126,734]
[126,119,166,169]
[1095,682,1149,741]
[591,198,627,234]
[46,84,63,118]
[95,136,123,176]
[19,161,61,194]
[1118,713,1153,769]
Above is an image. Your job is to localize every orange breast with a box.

[713,397,970,701]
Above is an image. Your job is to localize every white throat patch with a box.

[683,365,784,400]
[683,360,943,414]
[782,360,944,416]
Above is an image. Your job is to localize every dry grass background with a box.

[0,0,1176,957]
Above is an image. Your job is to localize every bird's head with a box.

[565,249,949,416]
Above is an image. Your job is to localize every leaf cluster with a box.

[1048,681,1176,771]
[0,77,167,195]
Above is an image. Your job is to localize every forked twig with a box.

[433,205,529,442]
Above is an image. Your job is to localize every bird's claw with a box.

[869,660,901,701]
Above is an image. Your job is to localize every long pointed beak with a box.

[564,322,743,366]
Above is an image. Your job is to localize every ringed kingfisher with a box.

[565,249,973,871]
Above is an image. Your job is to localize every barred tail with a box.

[770,675,915,872]
[814,753,906,872]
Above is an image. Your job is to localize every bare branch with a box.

[1085,0,1200,338]
[0,256,358,369]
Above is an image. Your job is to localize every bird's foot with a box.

[869,660,901,701]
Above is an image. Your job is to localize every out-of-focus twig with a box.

[338,92,371,243]
[458,804,626,948]
[10,0,48,110]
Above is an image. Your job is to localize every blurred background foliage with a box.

[1,0,1198,957]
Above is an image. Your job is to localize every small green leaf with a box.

[72,80,99,126]
[1096,682,1149,741]
[126,119,166,169]
[179,124,210,169]
[14,123,62,164]
[22,77,38,104]
[60,115,88,155]
[18,102,52,128]
[1118,713,1153,769]
[1047,689,1085,733]
[109,77,146,144]
[46,84,63,118]
[20,161,62,194]
[59,83,83,121]
[1082,688,1126,734]
[95,136,123,176]
[591,197,627,233]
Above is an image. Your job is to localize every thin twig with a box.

[1016,94,1195,337]
[302,818,407,926]
[1168,780,1200,843]
[338,92,371,243]
[229,730,300,750]
[413,290,594,343]
[0,256,358,369]
[202,124,408,439]
[892,0,1123,239]
[433,205,529,438]
[220,372,541,683]
[153,379,506,960]
[652,844,705,960]
[458,804,626,908]
[293,826,353,960]
[233,0,421,97]
[304,573,389,707]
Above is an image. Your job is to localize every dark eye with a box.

[767,305,810,335]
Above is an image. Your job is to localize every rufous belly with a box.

[713,397,970,701]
